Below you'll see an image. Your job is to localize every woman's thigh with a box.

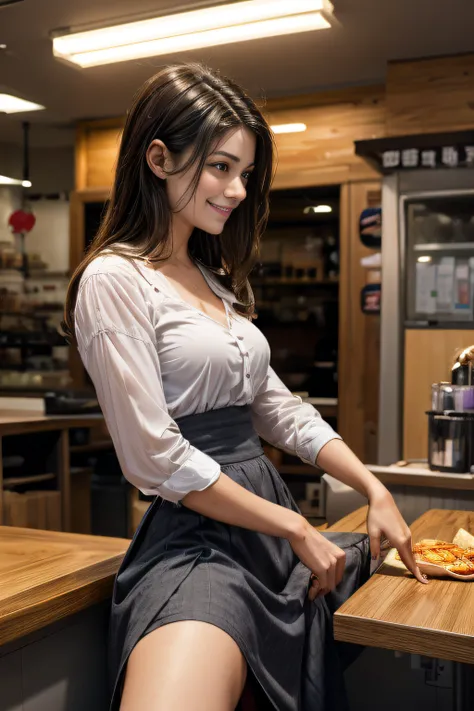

[120,620,248,711]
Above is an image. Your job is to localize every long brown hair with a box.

[62,62,275,344]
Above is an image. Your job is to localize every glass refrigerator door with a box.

[404,192,474,324]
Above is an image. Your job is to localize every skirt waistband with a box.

[175,405,264,466]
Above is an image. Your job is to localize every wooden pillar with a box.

[338,181,382,462]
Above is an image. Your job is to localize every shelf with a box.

[3,472,56,488]
[279,464,321,476]
[302,397,338,406]
[0,312,64,321]
[413,242,474,252]
[70,439,114,454]
[70,466,94,476]
[251,278,339,286]
[26,271,70,279]
[0,312,50,319]
[0,332,68,347]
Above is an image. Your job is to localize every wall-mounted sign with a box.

[361,283,381,314]
[382,145,474,171]
[355,130,474,175]
[359,207,381,248]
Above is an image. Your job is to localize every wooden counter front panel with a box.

[0,526,128,646]
[403,329,474,461]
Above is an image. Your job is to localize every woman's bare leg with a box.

[120,620,248,711]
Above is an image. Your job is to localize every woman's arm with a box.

[183,474,347,598]
[316,438,386,502]
[183,441,427,592]
[316,438,427,584]
[74,264,221,501]
[246,365,427,586]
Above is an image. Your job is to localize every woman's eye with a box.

[212,162,228,172]
[242,171,253,181]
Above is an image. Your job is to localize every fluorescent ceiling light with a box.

[417,256,432,263]
[271,123,307,134]
[304,204,332,214]
[52,0,335,67]
[0,175,31,187]
[0,94,45,114]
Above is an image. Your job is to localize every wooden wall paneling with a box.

[403,329,474,461]
[267,86,386,190]
[0,437,3,526]
[68,188,111,389]
[263,85,386,112]
[338,182,382,461]
[386,53,474,136]
[75,126,88,191]
[85,127,122,188]
[338,184,352,447]
[69,188,111,273]
[69,190,85,274]
[363,308,381,463]
[75,118,124,190]
[75,86,386,191]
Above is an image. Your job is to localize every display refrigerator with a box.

[378,169,474,465]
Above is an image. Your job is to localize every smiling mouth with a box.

[207,201,233,215]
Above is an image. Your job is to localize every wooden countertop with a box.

[333,508,474,665]
[0,410,104,436]
[0,526,128,646]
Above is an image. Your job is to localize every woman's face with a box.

[166,126,257,236]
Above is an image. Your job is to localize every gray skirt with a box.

[108,406,370,710]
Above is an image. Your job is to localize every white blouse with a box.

[74,252,341,503]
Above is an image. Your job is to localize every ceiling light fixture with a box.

[271,123,307,134]
[52,0,336,68]
[0,175,32,187]
[0,93,45,114]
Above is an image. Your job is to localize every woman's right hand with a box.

[288,517,346,601]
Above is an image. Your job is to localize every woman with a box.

[63,63,427,711]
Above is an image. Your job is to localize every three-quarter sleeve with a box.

[250,365,342,466]
[74,268,221,503]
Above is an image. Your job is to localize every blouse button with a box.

[237,335,244,340]
[246,373,251,379]
[154,287,159,292]
[244,352,249,357]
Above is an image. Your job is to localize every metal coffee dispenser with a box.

[427,349,474,473]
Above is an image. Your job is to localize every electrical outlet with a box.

[411,656,453,688]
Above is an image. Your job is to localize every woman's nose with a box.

[224,176,247,202]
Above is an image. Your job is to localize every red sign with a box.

[9,209,36,234]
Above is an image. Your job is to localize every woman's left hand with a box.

[366,489,429,584]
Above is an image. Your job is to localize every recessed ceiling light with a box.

[271,123,307,134]
[417,256,432,263]
[0,175,32,187]
[0,93,45,114]
[52,0,336,68]
[303,205,333,214]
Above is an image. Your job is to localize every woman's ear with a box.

[146,139,170,180]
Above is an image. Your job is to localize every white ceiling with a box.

[1,0,474,147]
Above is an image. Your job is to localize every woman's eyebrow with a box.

[210,150,255,168]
